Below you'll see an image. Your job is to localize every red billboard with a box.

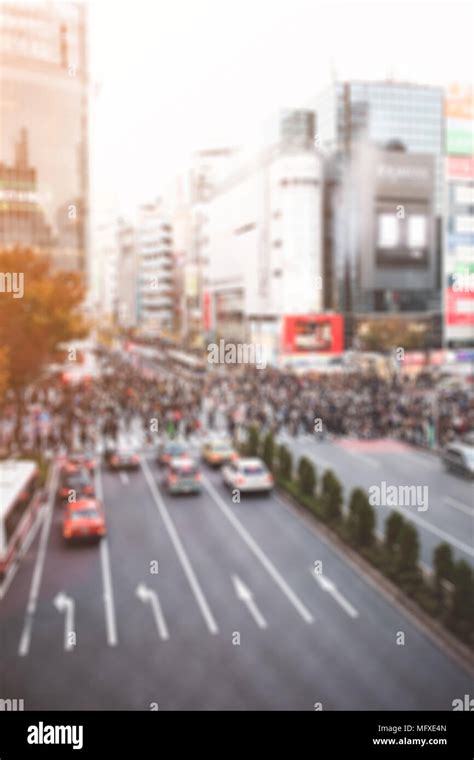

[447,156,474,179]
[281,314,344,354]
[446,289,474,326]
[202,291,212,331]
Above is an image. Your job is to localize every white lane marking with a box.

[232,574,267,629]
[119,471,129,485]
[279,436,333,472]
[0,504,46,601]
[18,463,59,657]
[310,569,359,618]
[95,468,118,646]
[203,476,314,624]
[309,453,333,471]
[53,591,75,651]
[338,448,380,468]
[135,583,169,640]
[409,453,439,470]
[141,458,219,635]
[379,502,474,558]
[443,496,474,518]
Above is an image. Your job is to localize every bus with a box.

[0,460,42,581]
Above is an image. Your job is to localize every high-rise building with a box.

[0,128,53,250]
[314,80,444,212]
[0,0,89,272]
[204,133,324,366]
[136,202,174,334]
[116,219,138,329]
[170,147,240,345]
[315,81,444,347]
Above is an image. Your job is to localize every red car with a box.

[57,469,96,506]
[62,451,97,474]
[63,498,106,543]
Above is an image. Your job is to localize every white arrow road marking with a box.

[135,583,169,640]
[202,476,314,624]
[443,496,473,517]
[141,459,219,634]
[18,463,59,656]
[95,468,118,646]
[232,575,267,629]
[53,591,76,651]
[119,471,129,485]
[311,569,359,619]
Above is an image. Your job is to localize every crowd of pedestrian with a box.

[1,350,472,458]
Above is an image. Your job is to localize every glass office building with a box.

[0,1,89,272]
[315,81,444,213]
[315,81,444,347]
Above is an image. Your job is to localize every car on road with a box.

[157,440,189,467]
[222,457,273,494]
[104,446,140,471]
[163,457,202,494]
[57,468,96,505]
[61,450,97,474]
[201,437,238,467]
[442,442,474,478]
[63,498,106,543]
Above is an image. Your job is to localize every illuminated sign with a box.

[281,314,344,354]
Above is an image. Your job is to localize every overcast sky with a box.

[87,0,474,219]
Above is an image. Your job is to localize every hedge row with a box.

[244,425,474,647]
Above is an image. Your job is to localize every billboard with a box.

[447,156,474,179]
[202,291,213,332]
[356,145,436,293]
[446,85,474,156]
[445,86,474,344]
[445,289,474,326]
[373,152,434,270]
[281,314,344,354]
[376,209,429,267]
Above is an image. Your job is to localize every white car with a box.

[222,458,273,494]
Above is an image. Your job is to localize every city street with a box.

[1,441,472,711]
[278,432,474,571]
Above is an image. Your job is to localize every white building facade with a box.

[136,203,174,333]
[204,144,324,359]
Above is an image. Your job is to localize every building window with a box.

[377,213,399,248]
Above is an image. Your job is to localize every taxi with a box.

[63,498,106,543]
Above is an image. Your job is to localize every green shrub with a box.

[297,457,316,497]
[320,469,343,523]
[396,521,420,576]
[347,488,375,547]
[262,431,275,471]
[448,560,474,642]
[433,542,454,592]
[247,424,260,457]
[385,511,404,553]
[277,445,292,482]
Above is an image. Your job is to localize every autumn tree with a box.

[0,248,88,395]
[0,346,9,402]
[359,317,428,352]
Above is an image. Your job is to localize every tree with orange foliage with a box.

[0,248,88,393]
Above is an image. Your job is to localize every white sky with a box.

[87,0,474,218]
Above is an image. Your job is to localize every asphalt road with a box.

[277,432,474,572]
[1,442,472,710]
